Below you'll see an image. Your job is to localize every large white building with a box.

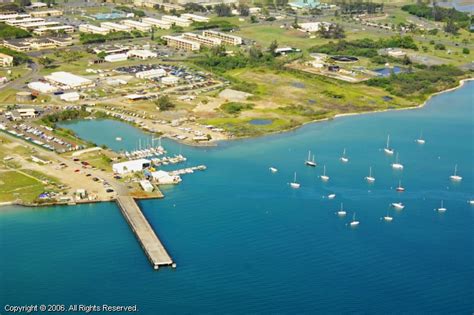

[33,25,74,36]
[141,17,172,30]
[151,170,181,184]
[104,53,128,62]
[112,159,151,174]
[136,68,166,79]
[44,72,94,90]
[127,49,157,59]
[299,22,331,33]
[28,81,57,93]
[162,35,201,51]
[6,18,45,26]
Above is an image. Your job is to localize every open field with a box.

[0,170,45,203]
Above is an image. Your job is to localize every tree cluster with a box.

[318,24,345,39]
[214,4,232,17]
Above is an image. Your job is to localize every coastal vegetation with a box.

[401,3,471,31]
[220,102,254,115]
[366,65,465,100]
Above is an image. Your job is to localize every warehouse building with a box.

[112,159,151,174]
[127,49,157,59]
[45,71,94,90]
[28,81,57,93]
[135,68,166,79]
[104,53,128,62]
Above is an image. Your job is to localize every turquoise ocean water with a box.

[1,81,473,313]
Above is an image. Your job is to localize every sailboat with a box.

[328,193,336,199]
[350,212,359,227]
[340,148,349,163]
[391,202,405,210]
[416,131,425,144]
[396,180,405,192]
[337,203,346,216]
[449,164,462,182]
[437,200,447,212]
[269,167,278,173]
[383,209,393,222]
[384,135,394,155]
[290,172,300,189]
[365,166,375,183]
[305,150,317,167]
[320,165,329,181]
[469,200,474,205]
[391,153,404,170]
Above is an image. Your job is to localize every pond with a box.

[249,119,273,125]
[374,66,405,77]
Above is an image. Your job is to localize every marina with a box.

[2,81,472,314]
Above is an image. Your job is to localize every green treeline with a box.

[309,36,418,57]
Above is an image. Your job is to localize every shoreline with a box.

[211,77,474,145]
[1,78,471,208]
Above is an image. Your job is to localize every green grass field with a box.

[0,170,45,203]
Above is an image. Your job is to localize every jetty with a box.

[116,196,174,270]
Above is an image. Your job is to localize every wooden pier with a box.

[116,196,174,270]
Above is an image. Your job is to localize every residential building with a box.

[181,13,210,23]
[141,17,172,30]
[100,22,132,32]
[121,20,151,32]
[33,25,74,36]
[18,21,60,31]
[3,37,72,52]
[79,24,110,35]
[30,10,63,18]
[0,53,13,67]
[162,35,200,51]
[162,15,192,27]
[5,18,45,26]
[202,30,242,45]
[182,32,221,47]
[0,13,31,22]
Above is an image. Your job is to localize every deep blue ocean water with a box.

[1,81,473,313]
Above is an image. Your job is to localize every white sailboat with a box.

[290,172,300,189]
[340,148,349,163]
[320,165,329,181]
[416,131,425,144]
[269,167,278,173]
[337,203,346,216]
[437,200,447,212]
[449,164,462,182]
[384,135,394,155]
[328,193,336,199]
[396,180,405,192]
[365,166,375,183]
[391,153,404,170]
[350,212,359,227]
[469,200,474,205]
[383,208,393,222]
[391,202,405,210]
[305,150,317,167]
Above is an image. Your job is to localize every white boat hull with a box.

[416,139,425,144]
[320,175,329,181]
[392,163,404,170]
[437,208,447,212]
[328,194,336,199]
[305,161,316,167]
[290,183,300,189]
[450,175,462,181]
[337,211,346,217]
[391,203,405,210]
[384,216,393,222]
[269,167,278,173]
[350,221,360,227]
[340,157,349,163]
[384,148,394,155]
[365,176,375,183]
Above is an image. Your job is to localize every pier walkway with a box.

[116,196,173,270]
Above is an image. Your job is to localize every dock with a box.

[116,196,174,270]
